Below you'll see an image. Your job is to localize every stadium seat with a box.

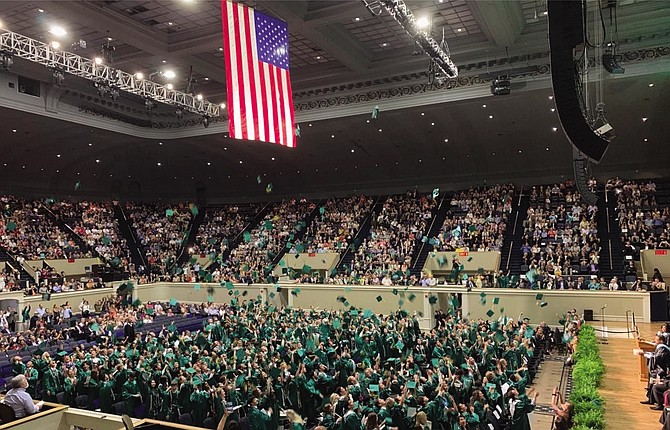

[178,413,194,425]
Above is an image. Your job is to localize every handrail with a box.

[337,195,383,269]
[608,240,613,271]
[118,203,147,268]
[505,240,514,271]
[412,192,446,271]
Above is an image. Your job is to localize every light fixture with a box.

[12,129,16,133]
[552,127,558,132]
[457,28,463,32]
[649,83,654,87]
[490,75,510,96]
[163,70,176,79]
[489,115,493,119]
[135,72,144,80]
[551,108,555,112]
[196,94,203,101]
[56,154,61,158]
[315,56,321,60]
[308,123,312,127]
[95,159,100,163]
[331,134,335,138]
[354,17,361,22]
[94,57,103,65]
[602,49,625,74]
[239,160,243,164]
[38,8,44,13]
[218,47,223,51]
[110,87,119,101]
[202,116,210,128]
[145,99,155,110]
[175,108,183,120]
[444,138,449,142]
[49,26,67,37]
[420,112,425,116]
[546,147,550,151]
[642,117,648,122]
[51,68,65,86]
[0,51,13,71]
[101,43,115,64]
[50,41,61,49]
[431,122,435,126]
[416,16,430,29]
[166,83,174,90]
[548,95,554,99]
[351,149,355,153]
[271,157,275,161]
[482,104,487,108]
[207,162,211,166]
[380,42,389,47]
[157,162,162,166]
[168,22,173,26]
[644,138,648,142]
[378,128,382,132]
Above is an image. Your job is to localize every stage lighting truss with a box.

[362,0,458,79]
[0,29,220,117]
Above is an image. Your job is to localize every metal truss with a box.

[362,0,458,79]
[0,30,220,117]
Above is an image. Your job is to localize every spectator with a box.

[3,374,44,418]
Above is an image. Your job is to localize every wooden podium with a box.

[637,337,656,382]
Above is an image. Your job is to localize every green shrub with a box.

[568,325,606,430]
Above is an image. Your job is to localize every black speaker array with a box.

[548,0,610,163]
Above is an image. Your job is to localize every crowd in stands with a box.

[187,205,263,259]
[221,199,315,283]
[127,203,193,274]
[338,192,435,286]
[610,178,670,254]
[50,201,131,270]
[0,196,92,260]
[433,185,514,253]
[0,294,553,430]
[291,195,374,254]
[521,181,600,278]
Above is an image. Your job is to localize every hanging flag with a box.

[221,0,296,147]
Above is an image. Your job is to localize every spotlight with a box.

[94,57,103,65]
[50,41,61,49]
[490,75,510,96]
[163,70,176,79]
[166,83,174,90]
[415,16,430,30]
[135,72,144,80]
[0,51,13,71]
[196,94,203,101]
[220,103,226,109]
[51,68,65,86]
[202,116,210,128]
[602,50,625,74]
[49,26,67,37]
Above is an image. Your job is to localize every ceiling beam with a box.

[304,2,367,26]
[33,1,169,57]
[258,0,372,74]
[468,1,525,47]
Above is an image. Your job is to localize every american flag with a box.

[221,0,296,148]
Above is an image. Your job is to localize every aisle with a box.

[600,337,662,429]
[529,355,565,430]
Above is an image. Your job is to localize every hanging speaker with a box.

[548,0,610,163]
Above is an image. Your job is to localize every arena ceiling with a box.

[0,0,669,200]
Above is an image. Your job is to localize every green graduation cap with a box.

[499,307,505,313]
[395,340,404,350]
[431,358,440,368]
[429,295,438,305]
[225,281,235,290]
[349,309,359,316]
[486,310,495,318]
[185,367,197,374]
[408,293,416,302]
[295,243,306,253]
[363,309,373,318]
[169,298,178,306]
[392,289,399,296]
[301,264,311,273]
[57,351,68,357]
[376,295,383,302]
[535,293,544,301]
[398,299,404,307]
[269,292,276,299]
[369,384,379,393]
[167,323,177,332]
[467,257,473,262]
[243,231,252,243]
[264,220,273,230]
[485,383,496,390]
[344,287,352,293]
[279,259,287,268]
[337,296,347,303]
[194,283,201,291]
[333,319,342,329]
[406,381,417,389]
[165,209,174,217]
[343,301,350,307]
[291,288,301,296]
[540,301,548,307]
[493,297,500,305]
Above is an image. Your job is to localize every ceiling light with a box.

[489,115,493,119]
[12,129,16,133]
[315,56,321,60]
[552,127,558,132]
[271,157,275,161]
[308,123,312,127]
[366,119,370,123]
[196,94,203,101]
[331,134,335,138]
[95,159,100,163]
[444,138,449,142]
[518,150,522,154]
[482,104,487,108]
[163,70,176,79]
[378,128,382,132]
[135,72,144,80]
[354,17,361,22]
[543,11,548,15]
[420,112,425,116]
[162,60,167,64]
[492,152,496,156]
[431,122,435,126]
[50,41,61,49]
[239,160,243,164]
[218,47,223,51]
[207,162,211,166]
[159,142,163,145]
[644,138,648,142]
[56,154,61,158]
[94,57,103,65]
[224,147,228,150]
[38,9,44,13]
[168,22,173,26]
[380,42,389,47]
[157,162,162,166]
[648,83,654,87]
[166,83,174,90]
[551,108,555,112]
[548,95,554,99]
[546,147,550,151]
[220,103,226,109]
[351,149,355,153]
[88,143,92,146]
[642,117,648,122]
[204,77,209,81]
[49,26,67,37]
[457,28,463,32]
[107,37,113,41]
[416,17,430,29]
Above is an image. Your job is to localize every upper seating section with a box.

[610,178,670,254]
[49,200,130,267]
[225,199,314,281]
[290,195,374,254]
[432,184,514,252]
[126,203,193,274]
[0,196,91,260]
[521,182,600,276]
[346,192,435,284]
[188,204,263,258]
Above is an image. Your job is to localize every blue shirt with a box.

[4,387,39,418]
